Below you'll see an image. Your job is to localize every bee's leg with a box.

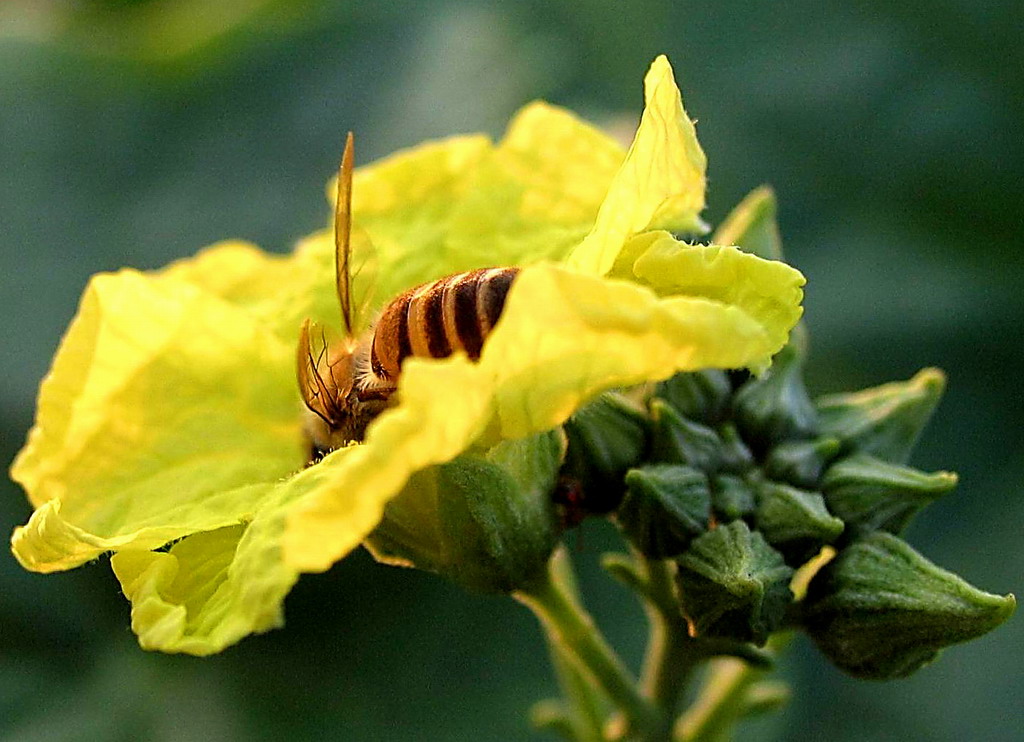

[307,442,330,467]
[356,387,394,403]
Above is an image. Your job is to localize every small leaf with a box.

[816,368,946,464]
[562,391,650,513]
[712,185,785,262]
[601,551,651,599]
[821,453,957,534]
[618,464,711,558]
[753,480,845,564]
[802,531,1016,679]
[763,436,842,490]
[675,520,794,646]
[361,466,446,575]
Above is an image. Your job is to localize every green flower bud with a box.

[367,431,563,594]
[732,343,818,452]
[650,398,724,471]
[365,466,447,575]
[710,474,757,520]
[718,422,756,473]
[618,464,711,558]
[816,368,945,464]
[821,453,957,534]
[753,479,844,564]
[675,520,794,646]
[562,391,650,513]
[655,369,733,424]
[763,436,842,490]
[712,185,785,262]
[801,531,1016,679]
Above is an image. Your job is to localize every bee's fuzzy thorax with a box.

[353,332,391,392]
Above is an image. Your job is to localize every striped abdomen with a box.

[369,267,519,383]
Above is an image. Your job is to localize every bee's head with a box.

[297,328,367,459]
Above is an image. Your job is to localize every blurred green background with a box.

[2,1,1021,740]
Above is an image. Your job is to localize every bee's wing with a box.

[296,318,339,426]
[348,227,381,331]
[335,132,356,337]
[335,131,384,333]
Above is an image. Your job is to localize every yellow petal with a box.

[622,231,805,359]
[444,102,626,268]
[109,451,356,656]
[567,55,708,276]
[112,526,256,655]
[10,269,305,572]
[484,263,792,437]
[317,104,628,307]
[498,101,625,224]
[345,134,494,303]
[159,239,329,341]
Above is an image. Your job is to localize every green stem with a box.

[637,555,700,739]
[675,658,753,742]
[542,642,607,742]
[541,550,608,742]
[674,634,790,742]
[516,549,660,737]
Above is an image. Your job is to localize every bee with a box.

[297,133,520,460]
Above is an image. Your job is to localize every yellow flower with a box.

[9,56,804,655]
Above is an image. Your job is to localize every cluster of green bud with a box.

[364,335,1012,680]
[364,186,1011,687]
[563,345,1015,679]
[363,187,1012,683]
